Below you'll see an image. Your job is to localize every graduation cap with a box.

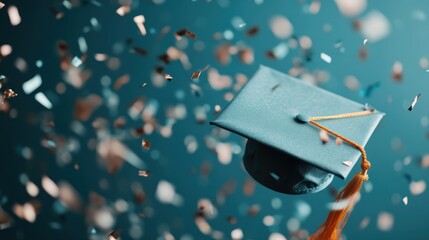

[210,66,384,240]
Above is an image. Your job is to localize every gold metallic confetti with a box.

[141,139,151,150]
[408,93,421,111]
[175,28,197,40]
[2,88,17,100]
[191,71,201,80]
[116,5,130,16]
[162,73,173,81]
[138,170,151,177]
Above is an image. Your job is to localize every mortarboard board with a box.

[210,65,384,240]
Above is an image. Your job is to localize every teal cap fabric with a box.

[210,65,384,194]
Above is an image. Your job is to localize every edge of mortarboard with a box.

[209,65,271,127]
[210,65,386,180]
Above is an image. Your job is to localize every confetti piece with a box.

[78,37,87,53]
[162,73,173,81]
[140,82,148,88]
[269,233,287,240]
[239,48,254,64]
[71,56,83,67]
[133,15,147,35]
[227,216,237,224]
[34,92,52,109]
[141,139,151,150]
[267,42,289,60]
[175,29,197,40]
[359,217,370,229]
[364,103,375,112]
[271,83,280,91]
[269,16,293,39]
[116,5,130,16]
[402,196,408,205]
[2,89,17,101]
[363,38,368,45]
[0,44,12,57]
[391,61,403,81]
[191,71,201,80]
[361,11,390,42]
[156,180,183,206]
[74,94,102,121]
[138,170,151,177]
[231,228,244,239]
[335,0,367,17]
[319,130,330,144]
[214,105,222,114]
[408,93,421,111]
[50,7,64,20]
[132,47,148,56]
[108,230,121,240]
[246,25,259,37]
[377,212,394,231]
[359,82,380,97]
[336,138,344,145]
[41,176,59,197]
[342,161,352,167]
[22,75,42,94]
[409,180,426,195]
[320,52,332,63]
[0,2,4,9]
[326,198,351,210]
[8,5,21,26]
[25,181,39,197]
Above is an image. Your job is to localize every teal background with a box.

[0,0,428,239]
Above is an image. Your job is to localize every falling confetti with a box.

[319,130,330,144]
[408,93,421,111]
[342,161,352,167]
[141,139,151,150]
[22,74,42,94]
[138,170,151,177]
[0,2,5,9]
[402,196,408,206]
[133,15,147,35]
[175,29,197,40]
[162,73,173,81]
[8,5,21,26]
[359,81,380,97]
[2,89,17,101]
[108,230,121,240]
[320,52,332,63]
[377,212,394,231]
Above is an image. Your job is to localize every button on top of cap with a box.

[295,113,310,123]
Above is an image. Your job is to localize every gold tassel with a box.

[308,111,374,240]
[308,171,368,240]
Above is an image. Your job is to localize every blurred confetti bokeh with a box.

[1,0,429,239]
